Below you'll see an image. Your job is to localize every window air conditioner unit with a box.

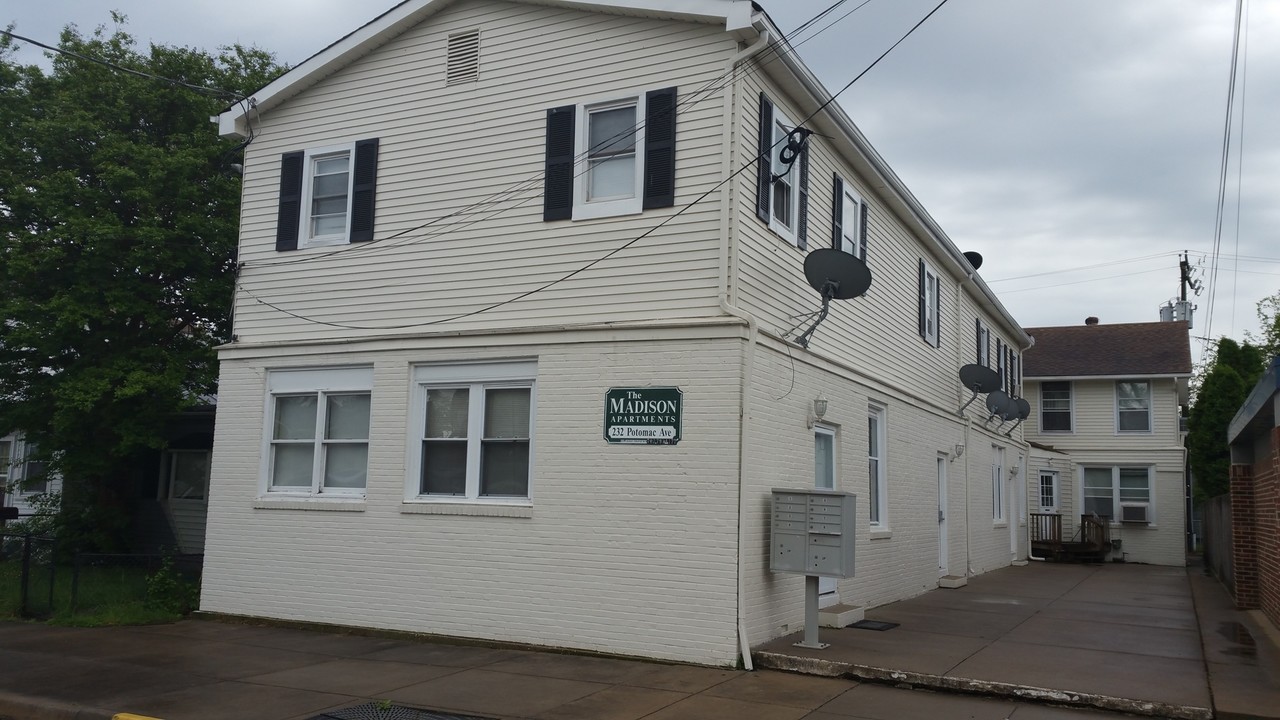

[1120,503,1149,524]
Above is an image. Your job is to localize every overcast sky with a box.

[6,0,1277,360]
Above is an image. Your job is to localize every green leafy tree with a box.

[0,18,281,551]
[1187,338,1265,502]
[1245,291,1280,362]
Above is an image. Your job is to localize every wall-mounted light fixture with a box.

[953,443,965,458]
[807,394,828,428]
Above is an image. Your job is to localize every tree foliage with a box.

[0,18,281,550]
[1245,291,1280,362]
[1187,338,1265,502]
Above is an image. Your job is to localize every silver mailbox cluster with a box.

[770,488,856,578]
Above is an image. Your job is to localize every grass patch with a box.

[0,558,196,626]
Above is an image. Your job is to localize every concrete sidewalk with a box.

[0,621,1126,720]
[757,561,1280,720]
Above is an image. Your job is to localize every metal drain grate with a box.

[311,703,496,720]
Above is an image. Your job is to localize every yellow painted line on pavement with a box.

[113,714,164,720]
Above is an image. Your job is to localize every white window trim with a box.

[992,445,1006,524]
[260,366,373,499]
[1079,465,1155,526]
[298,142,356,249]
[868,404,888,529]
[768,105,802,246]
[406,360,537,506]
[838,178,865,260]
[923,261,940,347]
[815,424,837,491]
[572,93,646,221]
[1115,380,1154,435]
[977,321,991,367]
[1039,380,1074,434]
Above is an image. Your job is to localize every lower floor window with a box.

[1082,466,1151,520]
[412,361,536,501]
[265,367,373,495]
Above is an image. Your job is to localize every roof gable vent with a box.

[446,29,480,86]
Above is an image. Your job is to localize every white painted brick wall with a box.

[203,331,744,665]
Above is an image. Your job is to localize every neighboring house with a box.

[0,433,61,519]
[1225,356,1280,630]
[204,0,1035,666]
[1022,318,1192,566]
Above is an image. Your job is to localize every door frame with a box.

[937,453,949,577]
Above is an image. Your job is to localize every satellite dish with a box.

[956,363,1000,416]
[984,390,1015,426]
[963,252,983,271]
[803,249,872,300]
[1003,397,1033,437]
[793,249,874,347]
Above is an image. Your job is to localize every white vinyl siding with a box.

[231,3,733,343]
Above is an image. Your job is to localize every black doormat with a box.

[848,619,899,631]
[311,703,496,720]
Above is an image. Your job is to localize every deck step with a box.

[938,575,968,589]
[819,604,865,628]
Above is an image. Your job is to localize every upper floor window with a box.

[543,87,677,222]
[832,175,868,261]
[918,260,940,347]
[1116,381,1152,433]
[276,139,379,251]
[755,93,809,248]
[975,320,990,367]
[264,367,373,495]
[1040,381,1072,432]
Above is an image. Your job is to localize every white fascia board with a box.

[1024,374,1190,382]
[749,10,1031,349]
[215,0,750,139]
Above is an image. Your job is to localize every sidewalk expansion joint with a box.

[754,651,1213,720]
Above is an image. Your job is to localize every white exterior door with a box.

[814,426,838,606]
[937,454,948,576]
[1038,471,1059,513]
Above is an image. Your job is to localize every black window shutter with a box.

[975,319,983,364]
[276,151,304,252]
[796,144,810,249]
[349,138,379,243]
[859,202,869,261]
[934,273,941,348]
[543,105,576,221]
[997,339,1005,391]
[756,93,773,223]
[831,174,843,250]
[918,259,926,340]
[643,87,677,209]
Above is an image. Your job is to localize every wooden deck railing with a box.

[1030,513,1062,544]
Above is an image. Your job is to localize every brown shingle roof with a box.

[1023,321,1192,378]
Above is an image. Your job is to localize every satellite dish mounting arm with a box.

[795,280,837,349]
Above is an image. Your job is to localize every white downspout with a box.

[722,27,771,672]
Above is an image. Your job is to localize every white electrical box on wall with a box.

[770,488,856,578]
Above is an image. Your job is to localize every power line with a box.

[0,28,247,101]
[1203,0,1246,346]
[243,0,955,331]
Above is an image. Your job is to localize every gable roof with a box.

[1022,321,1192,378]
[215,0,755,138]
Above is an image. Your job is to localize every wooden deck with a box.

[1031,513,1111,563]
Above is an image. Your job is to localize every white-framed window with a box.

[408,361,536,503]
[815,425,836,491]
[769,107,803,245]
[263,367,372,496]
[976,321,990,367]
[1038,470,1059,512]
[919,260,941,347]
[574,95,644,220]
[867,405,887,527]
[299,143,355,248]
[1116,381,1152,433]
[18,443,48,496]
[1040,381,1072,433]
[838,183,866,260]
[1082,466,1152,522]
[0,439,10,500]
[165,450,210,501]
[992,445,1005,523]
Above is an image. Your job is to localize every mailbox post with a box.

[770,488,856,649]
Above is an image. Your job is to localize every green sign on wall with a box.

[604,387,683,445]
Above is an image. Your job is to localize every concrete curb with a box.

[0,690,114,720]
[754,651,1214,720]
